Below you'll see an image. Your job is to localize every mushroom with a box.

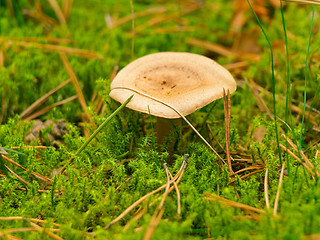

[109,52,236,155]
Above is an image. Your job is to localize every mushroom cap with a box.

[110,52,237,119]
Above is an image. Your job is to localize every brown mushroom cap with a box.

[110,52,237,118]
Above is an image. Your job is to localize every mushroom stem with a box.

[156,117,181,157]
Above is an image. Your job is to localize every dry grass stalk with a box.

[1,152,52,182]
[273,163,285,216]
[106,157,188,229]
[4,39,103,59]
[123,208,147,231]
[0,87,5,124]
[11,146,54,150]
[130,0,135,60]
[109,7,167,29]
[3,164,30,185]
[224,89,233,174]
[143,207,165,240]
[27,220,63,240]
[203,192,266,215]
[0,50,4,66]
[166,167,181,215]
[225,61,251,70]
[24,95,77,121]
[150,26,194,34]
[229,165,265,177]
[143,161,187,240]
[135,5,199,33]
[0,217,61,227]
[281,134,319,176]
[249,79,318,124]
[62,0,74,20]
[228,169,264,185]
[187,38,233,57]
[206,123,233,161]
[279,143,315,178]
[22,37,72,44]
[264,168,270,209]
[48,0,66,24]
[159,163,171,210]
[283,0,320,5]
[0,234,21,240]
[20,79,71,119]
[59,54,91,118]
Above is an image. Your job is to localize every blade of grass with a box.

[299,5,315,149]
[247,0,282,165]
[280,0,291,179]
[55,95,134,176]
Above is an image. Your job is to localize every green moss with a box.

[1,1,320,239]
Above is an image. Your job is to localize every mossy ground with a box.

[1,1,320,239]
